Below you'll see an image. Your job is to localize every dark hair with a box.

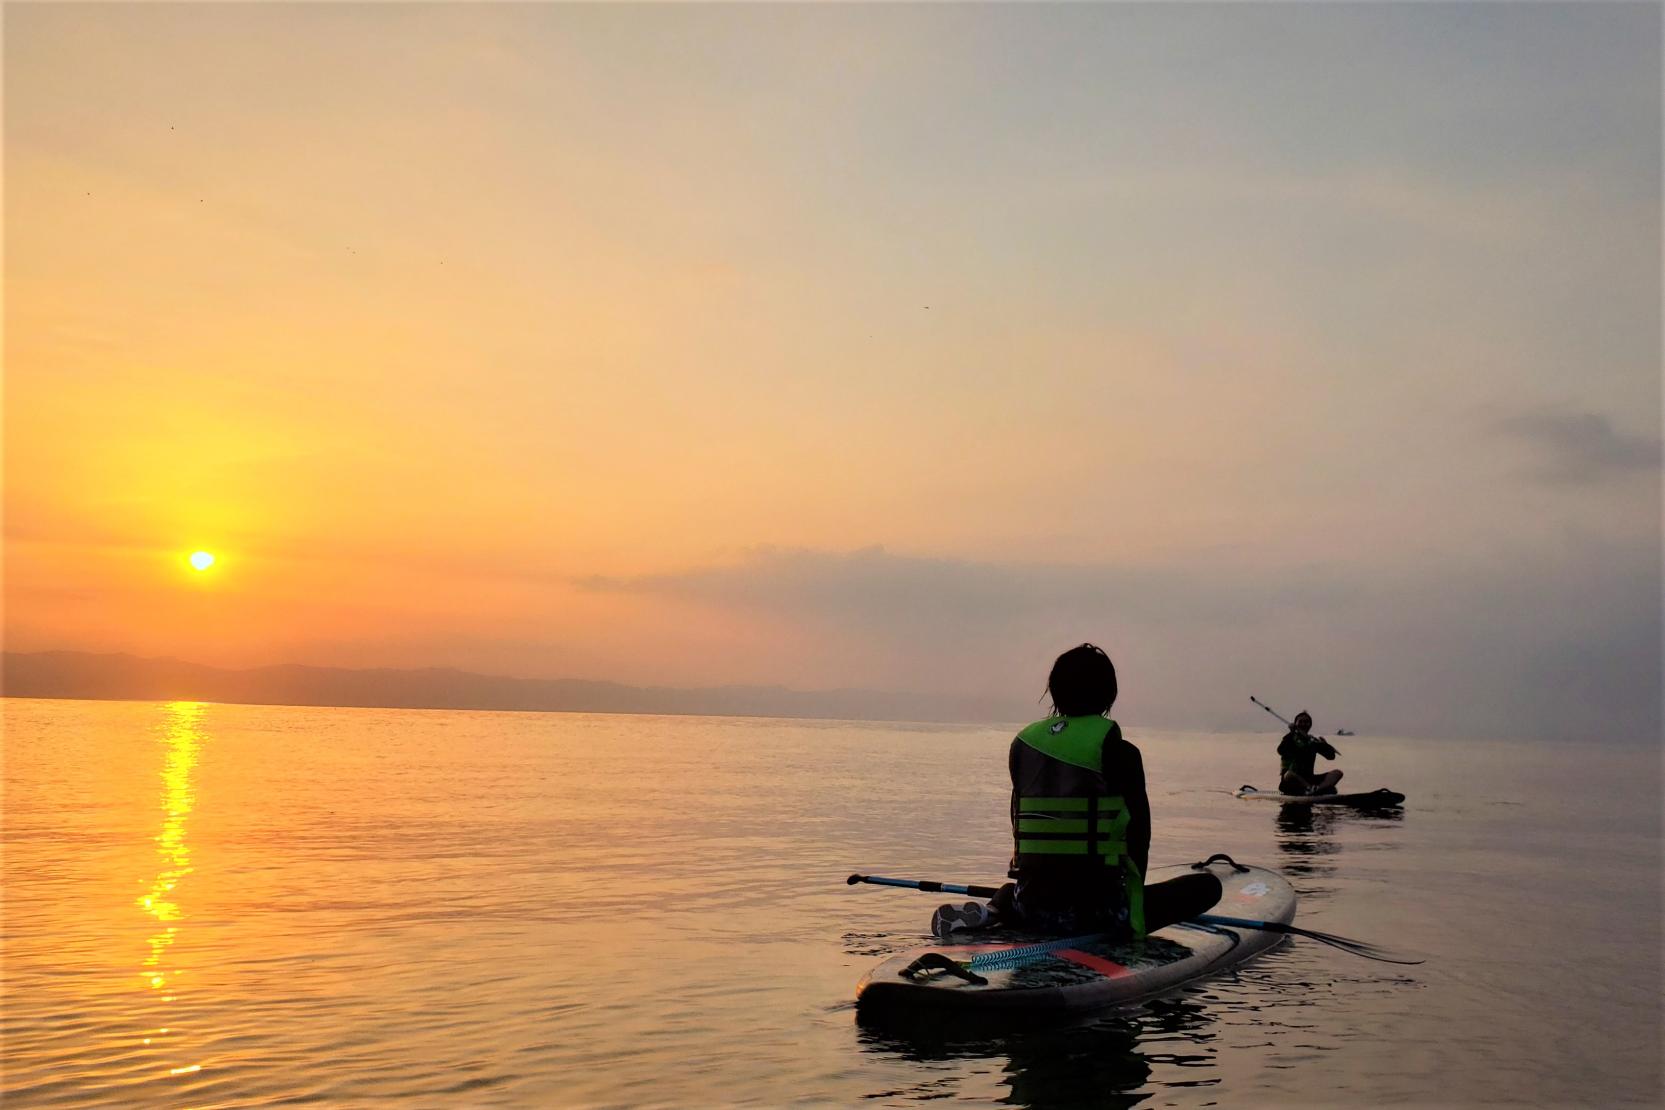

[1047,643,1118,717]
[1293,711,1313,729]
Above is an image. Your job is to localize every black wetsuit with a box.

[1278,730,1338,793]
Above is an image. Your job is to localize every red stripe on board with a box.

[1055,949,1132,978]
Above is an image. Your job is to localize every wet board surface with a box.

[855,859,1295,1014]
[1235,784,1406,807]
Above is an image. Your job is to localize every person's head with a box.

[1046,643,1118,717]
[1293,711,1313,732]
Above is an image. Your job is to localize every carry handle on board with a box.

[899,951,988,985]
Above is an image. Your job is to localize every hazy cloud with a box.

[580,543,1660,744]
[578,545,1361,633]
[1496,408,1661,485]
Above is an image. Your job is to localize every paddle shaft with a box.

[1198,913,1290,931]
[847,874,1003,899]
[851,875,1289,933]
[847,872,1419,964]
[1249,695,1293,727]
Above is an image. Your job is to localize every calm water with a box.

[2,698,1659,1107]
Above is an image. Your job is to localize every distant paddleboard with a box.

[1236,784,1404,807]
[855,857,1294,1015]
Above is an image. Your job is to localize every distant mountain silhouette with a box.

[0,650,1017,724]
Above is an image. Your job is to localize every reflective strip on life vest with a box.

[1015,817,1124,834]
[1014,838,1129,856]
[1016,796,1091,811]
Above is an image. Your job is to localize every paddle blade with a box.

[1198,913,1424,965]
[1291,925,1425,965]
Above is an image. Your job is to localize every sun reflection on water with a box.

[139,701,204,1076]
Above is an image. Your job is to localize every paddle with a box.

[846,872,1423,965]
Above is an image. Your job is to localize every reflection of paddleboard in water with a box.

[1236,784,1404,807]
[855,858,1294,1015]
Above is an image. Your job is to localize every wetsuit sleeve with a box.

[1103,724,1150,879]
[1125,747,1151,880]
[1008,737,1021,825]
[1317,738,1338,760]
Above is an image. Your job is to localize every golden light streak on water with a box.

[137,701,203,1079]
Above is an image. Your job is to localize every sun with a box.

[187,551,216,572]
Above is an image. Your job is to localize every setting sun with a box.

[187,552,216,572]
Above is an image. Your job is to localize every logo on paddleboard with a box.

[1242,882,1268,898]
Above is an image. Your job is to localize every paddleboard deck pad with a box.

[1236,784,1405,807]
[855,857,1294,1014]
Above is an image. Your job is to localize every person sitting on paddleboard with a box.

[1278,711,1342,796]
[931,643,1221,939]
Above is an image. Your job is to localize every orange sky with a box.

[5,4,1659,737]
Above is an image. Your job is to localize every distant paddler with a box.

[1250,696,1346,797]
[1278,711,1343,796]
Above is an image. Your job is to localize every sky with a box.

[5,3,1660,741]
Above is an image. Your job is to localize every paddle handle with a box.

[1197,913,1277,930]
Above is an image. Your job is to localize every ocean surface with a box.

[2,698,1659,1107]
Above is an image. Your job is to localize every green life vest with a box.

[1012,715,1146,935]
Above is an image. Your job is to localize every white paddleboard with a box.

[1235,784,1405,807]
[855,856,1294,1014]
